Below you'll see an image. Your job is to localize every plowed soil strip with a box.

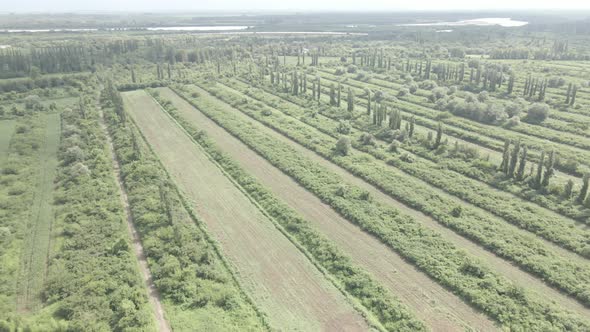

[123,90,368,332]
[155,87,498,331]
[163,86,590,317]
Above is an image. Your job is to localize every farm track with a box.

[0,120,16,164]
[16,113,60,313]
[98,108,171,332]
[123,90,369,332]
[175,83,590,316]
[155,87,497,331]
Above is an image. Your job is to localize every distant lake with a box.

[146,26,250,31]
[399,18,528,27]
[0,26,251,33]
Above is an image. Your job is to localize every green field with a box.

[16,113,60,313]
[0,120,15,163]
[4,10,590,331]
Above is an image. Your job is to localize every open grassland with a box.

[122,89,369,331]
[154,86,494,331]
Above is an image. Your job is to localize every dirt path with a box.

[156,87,501,331]
[98,109,171,332]
[163,86,590,318]
[123,90,369,332]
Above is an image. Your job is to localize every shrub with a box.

[477,91,489,102]
[525,103,550,123]
[506,116,520,127]
[336,120,351,135]
[388,141,400,153]
[400,152,414,163]
[335,136,351,155]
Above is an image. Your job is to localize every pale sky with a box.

[3,0,590,12]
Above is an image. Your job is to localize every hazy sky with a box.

[3,0,590,12]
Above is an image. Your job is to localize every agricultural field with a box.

[2,8,590,332]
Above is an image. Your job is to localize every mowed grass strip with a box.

[0,120,16,164]
[167,84,590,330]
[122,90,369,332]
[16,113,60,312]
[154,87,494,331]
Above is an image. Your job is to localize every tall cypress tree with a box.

[347,88,354,112]
[542,150,555,187]
[565,83,572,104]
[292,71,299,95]
[516,145,528,181]
[366,89,372,115]
[578,173,590,203]
[571,85,578,106]
[500,139,510,172]
[535,151,545,188]
[434,122,443,149]
[508,140,521,177]
[329,84,336,105]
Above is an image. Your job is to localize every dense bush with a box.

[525,103,550,123]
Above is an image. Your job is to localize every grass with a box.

[16,113,60,313]
[0,120,15,163]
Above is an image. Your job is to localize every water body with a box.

[399,17,528,27]
[0,26,251,33]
